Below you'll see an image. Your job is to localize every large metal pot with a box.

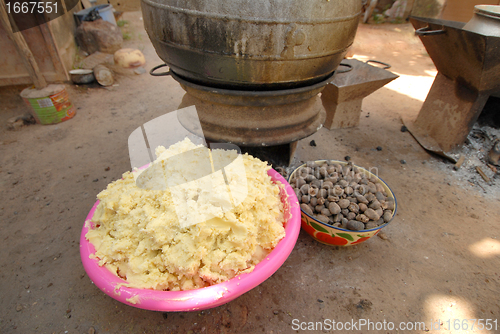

[141,0,361,89]
[463,5,500,37]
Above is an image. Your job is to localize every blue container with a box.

[74,4,117,26]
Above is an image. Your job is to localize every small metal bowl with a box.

[69,69,95,84]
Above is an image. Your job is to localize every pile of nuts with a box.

[290,160,395,231]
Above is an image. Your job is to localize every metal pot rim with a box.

[474,5,500,19]
[69,69,94,75]
[170,70,335,98]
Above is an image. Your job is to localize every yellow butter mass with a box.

[86,138,286,291]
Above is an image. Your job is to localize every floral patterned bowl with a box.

[289,160,397,246]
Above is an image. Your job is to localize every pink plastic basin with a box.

[80,168,300,311]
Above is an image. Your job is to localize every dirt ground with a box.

[1,12,499,334]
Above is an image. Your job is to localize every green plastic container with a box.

[20,85,76,125]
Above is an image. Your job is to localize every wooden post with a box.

[0,0,48,89]
[39,23,70,81]
[81,0,92,9]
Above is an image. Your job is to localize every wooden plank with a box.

[476,166,491,183]
[60,0,68,13]
[81,0,93,9]
[40,22,70,81]
[0,0,47,89]
[453,155,466,170]
[0,72,60,87]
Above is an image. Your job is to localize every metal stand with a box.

[408,16,500,155]
[321,59,398,129]
[409,73,489,153]
[239,142,298,168]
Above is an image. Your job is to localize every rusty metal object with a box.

[410,17,500,93]
[173,71,327,147]
[141,0,361,89]
[402,114,459,163]
[93,65,114,86]
[410,72,489,154]
[407,16,500,153]
[321,59,398,129]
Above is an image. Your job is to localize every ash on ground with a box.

[439,123,500,196]
[432,95,500,196]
